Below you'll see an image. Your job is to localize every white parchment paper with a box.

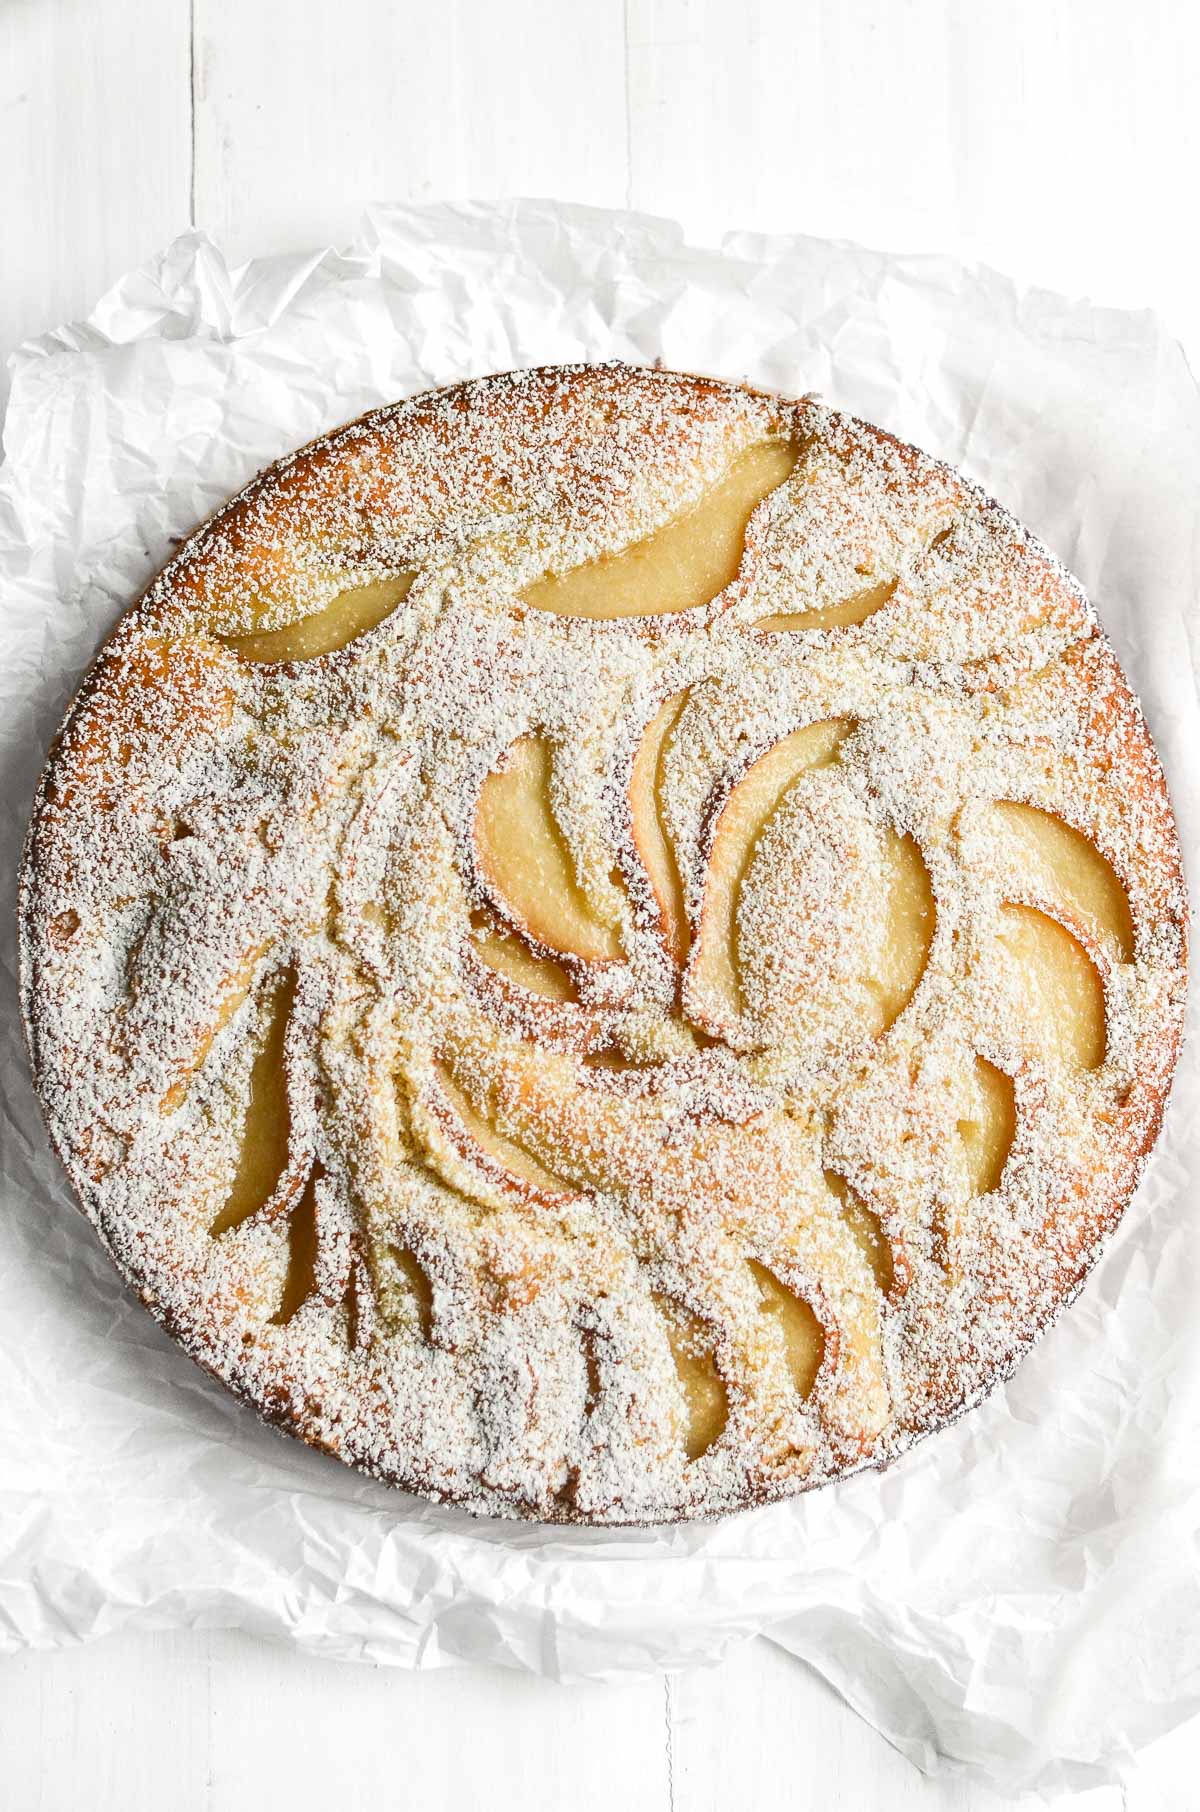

[1,201,1197,1799]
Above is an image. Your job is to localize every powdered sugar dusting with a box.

[18,364,1188,1524]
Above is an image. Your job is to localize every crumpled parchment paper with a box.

[1,201,1197,1801]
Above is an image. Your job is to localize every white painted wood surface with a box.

[3,2,1199,1805]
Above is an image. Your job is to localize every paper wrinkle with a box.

[1,199,1198,1799]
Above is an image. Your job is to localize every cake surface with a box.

[18,363,1188,1524]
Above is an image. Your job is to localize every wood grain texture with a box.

[0,0,191,413]
[3,1628,1199,1810]
[191,0,629,261]
[670,1642,1126,1812]
[625,0,1200,352]
[0,1630,670,1812]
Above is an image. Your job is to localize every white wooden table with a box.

[3,3,1198,1806]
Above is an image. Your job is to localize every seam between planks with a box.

[622,0,634,210]
[664,1673,677,1812]
[188,0,197,228]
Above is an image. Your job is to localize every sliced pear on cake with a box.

[957,799,1125,1072]
[462,909,604,1054]
[756,574,898,633]
[208,965,296,1229]
[935,1055,1018,1281]
[522,440,798,619]
[988,905,1107,1071]
[684,719,850,1040]
[981,801,1133,963]
[629,690,692,966]
[824,1169,898,1297]
[747,1259,825,1399]
[469,914,579,1001]
[160,938,274,1117]
[730,795,933,1062]
[654,1295,730,1461]
[956,1056,1016,1197]
[431,1058,578,1203]
[222,573,415,663]
[475,734,623,965]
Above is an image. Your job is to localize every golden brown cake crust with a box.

[19,363,1188,1524]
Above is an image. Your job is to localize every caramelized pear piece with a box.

[687,720,849,1027]
[824,1171,895,1295]
[871,829,936,1029]
[655,1295,729,1461]
[161,939,273,1117]
[726,778,933,1058]
[747,1259,824,1397]
[471,918,578,1001]
[994,905,1106,1070]
[272,1164,320,1323]
[223,574,415,663]
[629,691,691,964]
[989,801,1133,963]
[757,575,897,633]
[435,1061,576,1197]
[210,966,295,1235]
[522,441,798,619]
[957,1056,1015,1197]
[938,1058,1018,1280]
[475,735,622,964]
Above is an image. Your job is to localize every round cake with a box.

[18,364,1188,1524]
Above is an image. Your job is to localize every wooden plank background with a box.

[6,0,1200,400]
[3,2,1198,1805]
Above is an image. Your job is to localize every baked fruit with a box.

[18,364,1187,1523]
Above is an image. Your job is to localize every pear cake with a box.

[19,363,1187,1524]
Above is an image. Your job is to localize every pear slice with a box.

[222,574,414,663]
[957,1056,1015,1197]
[271,1163,320,1322]
[728,771,934,1060]
[686,720,850,1033]
[629,690,691,965]
[747,1259,824,1398]
[938,1057,1018,1280]
[210,965,295,1234]
[522,440,798,619]
[756,575,897,634]
[464,913,602,1055]
[824,1170,895,1295]
[387,1246,435,1339]
[161,938,273,1116]
[870,829,936,1030]
[987,801,1133,963]
[993,905,1107,1070]
[475,735,622,964]
[655,1295,729,1460]
[470,917,578,1001]
[434,1061,576,1198]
